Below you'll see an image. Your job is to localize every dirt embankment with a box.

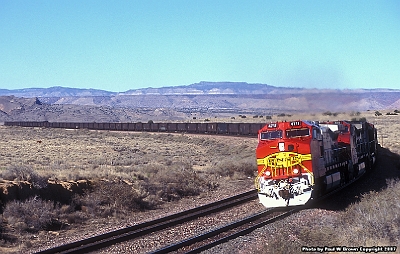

[0,179,91,208]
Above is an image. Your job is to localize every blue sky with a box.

[1,1,399,92]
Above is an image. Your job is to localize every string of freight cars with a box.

[3,121,266,136]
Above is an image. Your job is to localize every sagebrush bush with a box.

[1,165,48,188]
[337,178,400,245]
[213,158,257,178]
[142,161,215,201]
[72,181,157,218]
[3,197,66,233]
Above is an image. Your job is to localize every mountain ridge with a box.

[2,82,399,97]
[1,82,399,122]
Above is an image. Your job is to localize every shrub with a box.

[3,197,66,233]
[1,165,48,188]
[74,181,156,218]
[351,117,367,122]
[337,178,400,245]
[213,158,257,178]
[143,161,214,202]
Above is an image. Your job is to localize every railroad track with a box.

[36,190,257,254]
[151,207,296,254]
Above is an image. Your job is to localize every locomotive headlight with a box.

[279,142,285,151]
[293,168,299,174]
[265,171,271,177]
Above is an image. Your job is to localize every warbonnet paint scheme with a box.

[255,120,377,208]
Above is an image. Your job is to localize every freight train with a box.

[255,120,378,208]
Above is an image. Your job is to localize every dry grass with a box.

[0,127,258,182]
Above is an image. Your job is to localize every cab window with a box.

[286,128,310,138]
[260,130,282,140]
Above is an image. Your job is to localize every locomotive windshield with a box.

[260,130,282,140]
[286,128,310,138]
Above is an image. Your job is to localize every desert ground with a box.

[0,110,399,253]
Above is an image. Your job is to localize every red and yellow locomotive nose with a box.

[256,151,312,180]
[255,121,315,207]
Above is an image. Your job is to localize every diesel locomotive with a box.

[255,120,377,208]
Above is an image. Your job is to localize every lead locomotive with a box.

[255,120,377,208]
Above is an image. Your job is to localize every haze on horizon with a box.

[1,1,399,92]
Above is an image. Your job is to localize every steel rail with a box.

[35,190,257,254]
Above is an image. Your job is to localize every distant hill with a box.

[1,82,399,122]
[0,86,116,97]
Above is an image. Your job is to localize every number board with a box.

[267,123,277,128]
[290,121,302,127]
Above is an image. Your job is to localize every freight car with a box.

[255,120,377,208]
